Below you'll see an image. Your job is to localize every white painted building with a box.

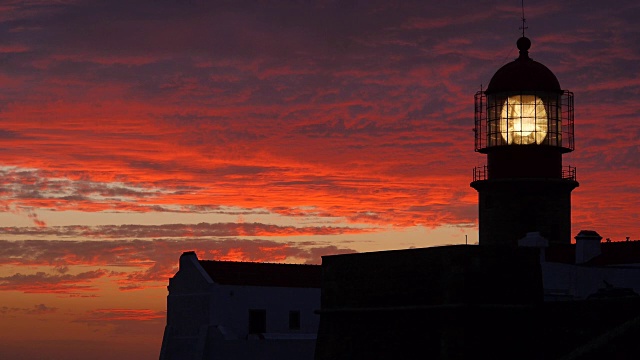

[159,232,640,359]
[159,251,322,360]
[519,230,640,301]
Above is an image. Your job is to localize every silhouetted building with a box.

[314,232,640,360]
[314,245,544,359]
[313,36,640,360]
[159,252,321,360]
[535,230,640,301]
[160,36,640,360]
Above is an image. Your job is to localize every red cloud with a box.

[0,269,110,294]
[0,222,374,239]
[74,308,165,323]
[0,0,637,254]
[0,239,357,292]
[0,303,58,315]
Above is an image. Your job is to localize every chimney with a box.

[518,231,549,262]
[179,251,199,270]
[575,230,602,264]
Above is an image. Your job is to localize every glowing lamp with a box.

[500,94,547,145]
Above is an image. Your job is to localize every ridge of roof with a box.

[198,259,322,288]
[200,259,319,266]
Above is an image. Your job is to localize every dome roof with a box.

[486,37,562,94]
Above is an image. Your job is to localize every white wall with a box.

[160,254,321,360]
[542,262,640,300]
[210,284,321,339]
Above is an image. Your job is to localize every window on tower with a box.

[500,95,548,145]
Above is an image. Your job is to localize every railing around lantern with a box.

[562,166,577,181]
[473,165,577,182]
[474,90,485,151]
[473,165,488,182]
[561,90,575,151]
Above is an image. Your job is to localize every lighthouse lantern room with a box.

[471,36,578,247]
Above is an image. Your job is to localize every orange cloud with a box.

[0,2,638,359]
[0,269,110,294]
[0,222,374,239]
[0,303,58,315]
[74,308,165,323]
[0,239,357,293]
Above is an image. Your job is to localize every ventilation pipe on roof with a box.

[575,230,602,264]
[179,251,199,270]
[517,231,549,262]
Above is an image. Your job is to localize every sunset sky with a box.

[1,0,639,359]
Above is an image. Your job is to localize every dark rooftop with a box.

[486,37,562,94]
[198,260,322,288]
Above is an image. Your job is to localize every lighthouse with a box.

[471,36,578,247]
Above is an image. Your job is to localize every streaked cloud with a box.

[0,1,638,358]
[0,269,110,294]
[73,308,165,323]
[0,303,58,315]
[0,222,374,239]
[0,238,357,292]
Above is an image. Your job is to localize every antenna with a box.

[520,0,528,37]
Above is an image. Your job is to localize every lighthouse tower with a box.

[471,36,578,247]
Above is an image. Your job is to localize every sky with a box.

[0,0,638,359]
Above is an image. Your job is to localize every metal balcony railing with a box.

[562,166,577,181]
[473,165,488,182]
[472,165,577,181]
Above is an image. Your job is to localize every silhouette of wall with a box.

[315,245,544,359]
[314,245,640,359]
[541,296,640,359]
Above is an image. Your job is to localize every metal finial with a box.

[520,0,528,37]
